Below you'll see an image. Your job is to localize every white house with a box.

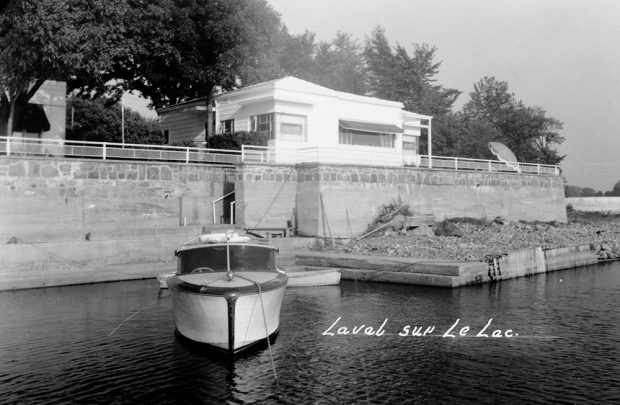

[159,77,432,166]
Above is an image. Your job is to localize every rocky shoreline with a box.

[323,210,620,262]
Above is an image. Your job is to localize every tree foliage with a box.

[363,27,460,116]
[0,0,129,136]
[460,77,565,164]
[276,30,366,95]
[66,97,165,145]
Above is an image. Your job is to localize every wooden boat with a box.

[167,233,288,354]
[283,266,341,287]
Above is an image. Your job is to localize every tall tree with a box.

[462,77,565,164]
[363,26,460,116]
[313,32,367,95]
[119,0,284,139]
[0,0,129,136]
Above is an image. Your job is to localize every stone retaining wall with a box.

[293,163,567,237]
[0,157,235,242]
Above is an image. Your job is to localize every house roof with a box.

[156,77,434,119]
[215,76,405,109]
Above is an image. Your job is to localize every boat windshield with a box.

[178,244,277,274]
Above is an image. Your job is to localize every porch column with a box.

[427,117,433,168]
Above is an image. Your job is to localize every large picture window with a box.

[339,128,395,148]
[250,113,274,139]
[278,113,306,141]
[338,120,399,148]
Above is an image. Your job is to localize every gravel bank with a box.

[324,211,620,261]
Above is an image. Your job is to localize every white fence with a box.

[0,136,560,175]
[0,136,241,165]
[241,145,560,175]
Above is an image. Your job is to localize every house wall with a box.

[215,79,411,165]
[159,105,207,145]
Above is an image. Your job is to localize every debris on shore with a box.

[325,210,620,262]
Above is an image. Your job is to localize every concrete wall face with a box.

[0,157,567,241]
[295,164,567,237]
[234,165,298,230]
[0,157,235,242]
[565,197,620,213]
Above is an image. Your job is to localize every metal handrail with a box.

[240,145,560,175]
[212,191,235,224]
[0,136,242,165]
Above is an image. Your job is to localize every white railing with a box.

[241,145,560,175]
[0,136,560,176]
[0,136,241,165]
[212,191,235,224]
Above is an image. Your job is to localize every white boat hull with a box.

[169,271,287,353]
[285,267,341,287]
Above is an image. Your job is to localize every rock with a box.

[434,220,464,237]
[493,216,507,225]
[411,225,434,237]
[391,214,406,231]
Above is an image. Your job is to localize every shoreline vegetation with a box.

[318,209,620,262]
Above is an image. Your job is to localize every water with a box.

[1,262,618,404]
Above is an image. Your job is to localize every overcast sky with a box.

[267,0,620,192]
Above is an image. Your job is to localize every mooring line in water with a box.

[236,274,279,384]
[107,302,157,337]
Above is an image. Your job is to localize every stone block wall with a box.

[0,157,235,242]
[0,157,568,242]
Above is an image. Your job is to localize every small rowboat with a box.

[283,266,341,287]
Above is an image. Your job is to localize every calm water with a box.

[1,262,618,404]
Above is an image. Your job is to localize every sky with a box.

[127,0,619,192]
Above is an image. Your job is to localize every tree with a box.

[118,0,284,140]
[461,77,565,164]
[604,180,620,196]
[363,26,460,116]
[66,97,165,144]
[312,32,367,95]
[0,0,129,136]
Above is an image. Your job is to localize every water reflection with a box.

[0,262,618,404]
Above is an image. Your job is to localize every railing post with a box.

[488,160,492,172]
[537,164,540,175]
[454,158,458,170]
[230,201,235,224]
[102,142,107,160]
[6,137,10,156]
[186,147,190,164]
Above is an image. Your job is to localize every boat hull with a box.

[168,271,287,353]
[285,267,342,287]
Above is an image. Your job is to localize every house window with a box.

[339,128,395,148]
[220,119,234,133]
[250,113,274,139]
[278,113,306,141]
[402,134,418,153]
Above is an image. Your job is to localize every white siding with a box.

[160,109,206,145]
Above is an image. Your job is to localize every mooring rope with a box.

[235,273,279,384]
